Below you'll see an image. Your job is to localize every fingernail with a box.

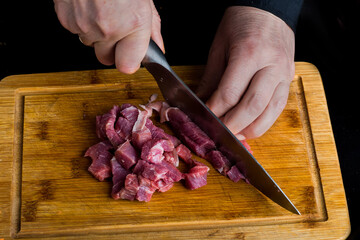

[236,134,246,140]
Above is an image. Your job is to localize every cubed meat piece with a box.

[120,105,139,123]
[131,127,152,149]
[163,150,179,167]
[205,150,232,175]
[153,179,174,192]
[84,141,113,181]
[136,176,157,202]
[141,161,169,181]
[141,139,174,164]
[176,144,192,164]
[132,159,147,175]
[96,105,124,147]
[118,174,140,201]
[160,160,184,182]
[111,157,130,200]
[114,116,133,140]
[115,140,138,170]
[145,119,181,147]
[184,164,210,190]
[226,165,246,183]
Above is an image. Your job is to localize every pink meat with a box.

[132,159,147,175]
[160,160,184,182]
[166,108,215,158]
[176,144,192,164]
[153,179,174,192]
[96,105,124,147]
[205,150,232,175]
[111,157,130,200]
[141,139,174,164]
[120,105,139,123]
[136,176,157,202]
[226,165,245,183]
[115,140,138,170]
[132,110,149,132]
[131,127,152,150]
[184,163,210,190]
[84,141,113,181]
[87,98,253,202]
[141,161,168,181]
[114,117,133,140]
[119,174,139,201]
[145,119,181,147]
[163,149,179,167]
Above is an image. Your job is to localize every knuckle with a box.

[245,93,267,116]
[94,14,114,39]
[152,9,161,25]
[230,36,260,60]
[219,86,241,108]
[127,7,151,31]
[274,96,288,112]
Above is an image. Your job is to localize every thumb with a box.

[114,19,151,74]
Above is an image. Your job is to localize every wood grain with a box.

[0,63,350,239]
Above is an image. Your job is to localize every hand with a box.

[197,6,295,140]
[54,0,164,74]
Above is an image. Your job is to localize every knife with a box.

[142,39,300,215]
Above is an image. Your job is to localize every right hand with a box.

[54,0,164,74]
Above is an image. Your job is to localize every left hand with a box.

[197,6,295,140]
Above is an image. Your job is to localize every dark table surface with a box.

[1,1,359,239]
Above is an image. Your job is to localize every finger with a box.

[205,54,258,117]
[94,41,116,65]
[54,1,81,34]
[238,80,290,139]
[149,0,165,53]
[114,28,151,74]
[196,43,226,101]
[221,66,279,135]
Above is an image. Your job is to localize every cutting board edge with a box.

[0,62,351,240]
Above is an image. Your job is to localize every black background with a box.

[1,1,359,239]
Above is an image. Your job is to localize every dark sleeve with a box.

[230,0,304,32]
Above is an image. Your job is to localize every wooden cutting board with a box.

[0,62,350,239]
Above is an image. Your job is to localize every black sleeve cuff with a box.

[230,0,304,32]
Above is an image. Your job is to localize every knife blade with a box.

[142,39,300,215]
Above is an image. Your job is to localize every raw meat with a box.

[141,139,174,164]
[226,165,245,183]
[155,103,252,184]
[205,150,232,175]
[145,119,181,147]
[85,96,253,202]
[131,127,152,150]
[96,105,124,147]
[166,108,216,158]
[111,157,130,200]
[115,140,138,170]
[176,144,192,163]
[184,161,210,190]
[163,149,179,167]
[84,141,113,181]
